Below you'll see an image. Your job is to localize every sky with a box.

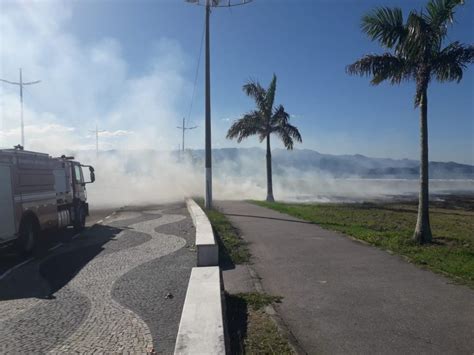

[0,0,473,164]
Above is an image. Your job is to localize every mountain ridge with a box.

[74,147,473,179]
[188,147,474,179]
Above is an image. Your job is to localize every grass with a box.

[226,292,293,355]
[252,199,474,287]
[196,198,250,265]
[235,292,283,311]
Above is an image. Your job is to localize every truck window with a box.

[74,165,84,183]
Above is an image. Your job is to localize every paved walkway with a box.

[0,203,195,354]
[216,201,474,355]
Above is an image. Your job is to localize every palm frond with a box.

[273,123,302,150]
[347,53,413,85]
[258,131,267,143]
[433,42,474,82]
[425,0,463,33]
[226,111,264,143]
[243,80,267,112]
[274,128,294,150]
[271,106,302,150]
[271,104,289,126]
[265,74,277,115]
[404,11,437,58]
[361,7,406,49]
[285,123,302,143]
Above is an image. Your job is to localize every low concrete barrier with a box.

[186,198,218,266]
[174,266,225,355]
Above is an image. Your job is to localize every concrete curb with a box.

[186,198,218,267]
[174,267,225,355]
[174,199,226,354]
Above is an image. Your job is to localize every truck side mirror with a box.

[89,166,95,183]
[80,165,95,184]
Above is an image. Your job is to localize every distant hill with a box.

[188,148,474,179]
[78,147,473,179]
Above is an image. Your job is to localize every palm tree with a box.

[227,74,302,202]
[347,0,473,244]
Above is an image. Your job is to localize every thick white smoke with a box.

[2,2,472,209]
[74,149,474,209]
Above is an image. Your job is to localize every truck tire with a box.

[17,217,38,255]
[74,205,86,232]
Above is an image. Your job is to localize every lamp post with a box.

[0,68,41,148]
[185,0,252,209]
[89,125,105,159]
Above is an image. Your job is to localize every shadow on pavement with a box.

[212,224,243,272]
[216,231,236,272]
[0,224,122,301]
[225,293,248,355]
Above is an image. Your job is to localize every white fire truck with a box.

[0,147,95,254]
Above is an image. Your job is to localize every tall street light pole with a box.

[89,124,106,159]
[186,0,252,209]
[0,68,41,148]
[204,0,212,208]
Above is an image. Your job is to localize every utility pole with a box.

[186,0,252,209]
[204,0,212,208]
[0,68,41,148]
[177,117,197,152]
[89,124,105,158]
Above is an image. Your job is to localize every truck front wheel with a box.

[74,205,86,232]
[17,217,38,255]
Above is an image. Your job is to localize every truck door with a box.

[0,165,16,242]
[73,163,87,202]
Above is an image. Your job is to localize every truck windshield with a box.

[74,165,83,183]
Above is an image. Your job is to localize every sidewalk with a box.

[216,200,474,354]
[0,203,196,354]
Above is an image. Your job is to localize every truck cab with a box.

[69,160,95,229]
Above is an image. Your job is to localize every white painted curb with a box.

[174,266,226,355]
[186,198,219,267]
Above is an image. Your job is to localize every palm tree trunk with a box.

[413,87,432,244]
[266,134,275,202]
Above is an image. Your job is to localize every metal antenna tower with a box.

[89,124,106,158]
[177,117,197,152]
[0,68,41,148]
[186,0,252,209]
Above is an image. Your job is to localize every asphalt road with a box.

[216,200,474,355]
[0,203,196,354]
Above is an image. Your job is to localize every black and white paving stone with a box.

[0,203,196,354]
